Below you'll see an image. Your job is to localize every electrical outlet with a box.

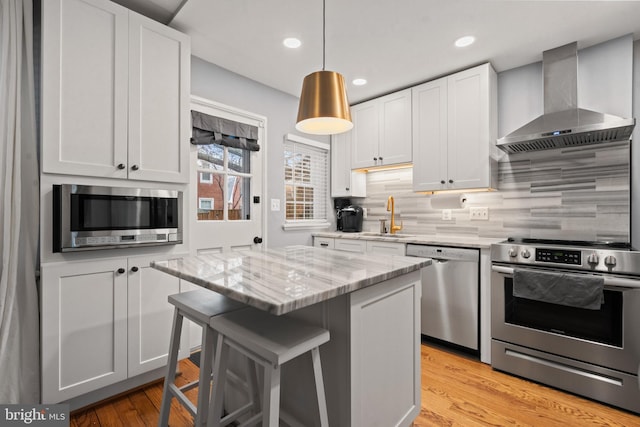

[470,207,489,220]
[442,209,452,220]
[270,199,280,211]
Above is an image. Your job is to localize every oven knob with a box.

[604,255,617,268]
[521,249,531,259]
[587,253,599,265]
[508,247,518,258]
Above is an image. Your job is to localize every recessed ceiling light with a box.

[283,38,302,49]
[455,36,475,48]
[352,78,367,86]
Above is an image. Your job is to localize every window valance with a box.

[191,110,260,152]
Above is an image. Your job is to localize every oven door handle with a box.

[491,265,640,288]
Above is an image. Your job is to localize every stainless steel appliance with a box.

[491,238,640,413]
[53,184,183,252]
[407,244,480,353]
[497,42,635,153]
[334,197,351,231]
[339,205,363,232]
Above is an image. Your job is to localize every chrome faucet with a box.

[386,196,403,234]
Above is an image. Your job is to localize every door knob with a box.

[253,236,263,244]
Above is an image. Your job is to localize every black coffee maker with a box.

[334,198,351,231]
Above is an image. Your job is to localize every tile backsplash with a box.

[357,142,630,242]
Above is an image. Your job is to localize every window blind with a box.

[284,138,329,222]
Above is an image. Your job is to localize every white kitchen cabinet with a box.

[41,0,190,183]
[412,63,497,192]
[351,89,412,169]
[331,131,366,197]
[41,255,188,403]
[313,237,335,249]
[334,239,367,253]
[365,240,406,256]
[350,273,421,426]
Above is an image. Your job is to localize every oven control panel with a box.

[535,248,581,265]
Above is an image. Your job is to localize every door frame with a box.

[189,95,267,253]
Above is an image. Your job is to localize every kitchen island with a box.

[151,245,431,426]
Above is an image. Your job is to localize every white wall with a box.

[190,57,328,248]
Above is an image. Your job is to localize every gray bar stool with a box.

[158,289,256,427]
[208,307,330,427]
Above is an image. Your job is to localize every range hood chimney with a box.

[497,42,635,154]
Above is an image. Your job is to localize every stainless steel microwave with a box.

[53,184,183,252]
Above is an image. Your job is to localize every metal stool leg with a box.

[158,308,184,427]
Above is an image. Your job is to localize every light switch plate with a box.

[270,199,280,211]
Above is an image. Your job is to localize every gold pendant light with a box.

[295,0,352,135]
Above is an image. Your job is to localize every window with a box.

[284,134,329,228]
[196,143,252,221]
[200,172,213,183]
[199,197,214,210]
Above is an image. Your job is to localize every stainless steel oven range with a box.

[491,238,640,413]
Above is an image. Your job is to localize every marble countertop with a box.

[151,245,431,315]
[313,231,505,249]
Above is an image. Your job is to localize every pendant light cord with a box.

[322,0,326,71]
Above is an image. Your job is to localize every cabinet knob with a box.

[131,266,139,272]
[117,268,125,274]
[253,236,263,244]
[373,157,378,161]
[440,180,445,184]
[448,179,454,184]
[117,163,125,170]
[379,156,383,161]
[345,187,349,191]
[131,164,139,171]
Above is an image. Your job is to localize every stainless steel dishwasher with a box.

[406,244,480,352]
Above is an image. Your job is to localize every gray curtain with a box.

[0,0,40,404]
[191,110,260,151]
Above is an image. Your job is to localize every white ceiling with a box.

[115,0,640,104]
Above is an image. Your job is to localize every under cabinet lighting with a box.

[352,78,367,86]
[283,38,302,48]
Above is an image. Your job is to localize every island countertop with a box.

[151,245,431,315]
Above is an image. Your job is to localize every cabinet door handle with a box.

[449,179,454,184]
[131,164,139,171]
[373,157,378,162]
[117,163,126,170]
[131,266,139,273]
[117,268,125,274]
[320,243,329,247]
[345,187,349,191]
[440,180,445,184]
[379,156,383,161]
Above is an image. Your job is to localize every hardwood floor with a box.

[71,344,640,426]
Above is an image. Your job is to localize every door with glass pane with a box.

[189,97,264,254]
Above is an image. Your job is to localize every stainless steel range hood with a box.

[497,42,635,154]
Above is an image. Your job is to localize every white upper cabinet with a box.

[42,0,190,183]
[351,89,412,169]
[412,63,497,192]
[331,131,366,198]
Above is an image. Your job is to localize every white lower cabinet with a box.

[334,239,367,253]
[41,254,188,403]
[350,274,421,426]
[366,240,406,255]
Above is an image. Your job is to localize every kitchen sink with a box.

[359,232,416,239]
